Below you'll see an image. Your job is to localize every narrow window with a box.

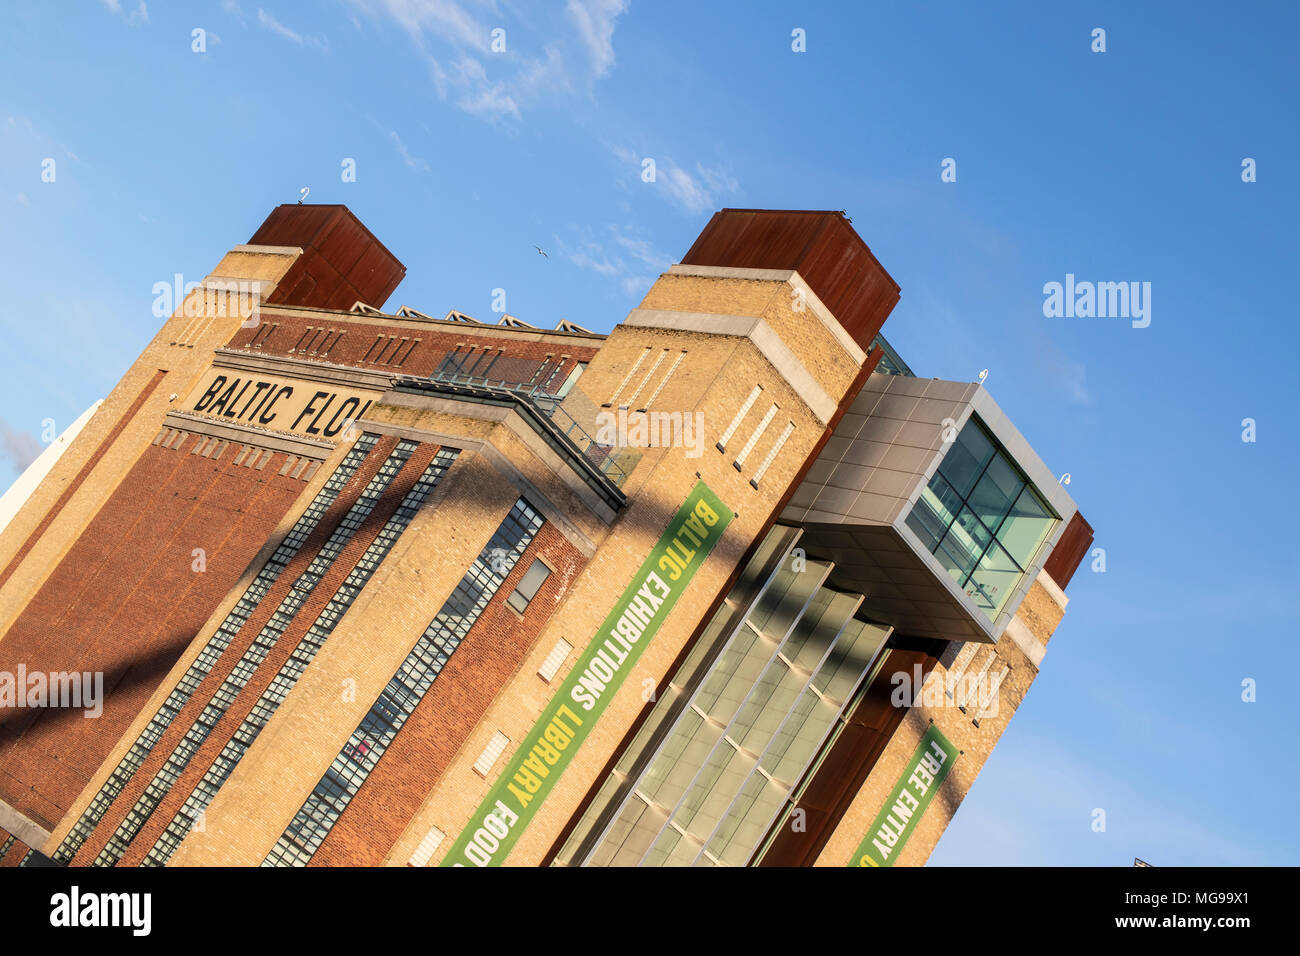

[474,731,510,777]
[718,385,762,452]
[538,638,574,682]
[507,558,552,614]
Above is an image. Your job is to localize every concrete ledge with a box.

[199,275,273,294]
[624,309,837,424]
[355,416,603,554]
[1035,568,1070,610]
[1004,615,1047,668]
[665,264,867,364]
[371,393,620,529]
[229,244,304,257]
[163,411,336,459]
[626,307,761,338]
[0,798,52,850]
[667,264,794,283]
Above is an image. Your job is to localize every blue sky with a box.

[1,1,1296,865]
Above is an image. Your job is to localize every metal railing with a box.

[425,368,628,488]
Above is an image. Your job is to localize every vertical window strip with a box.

[143,448,461,867]
[608,348,650,406]
[973,666,1010,725]
[474,347,501,379]
[944,642,980,699]
[458,346,481,376]
[320,329,343,357]
[92,438,417,868]
[408,825,446,867]
[717,386,762,452]
[957,647,995,712]
[473,731,510,776]
[50,434,379,865]
[623,349,668,408]
[541,356,567,391]
[528,356,554,387]
[0,834,15,862]
[538,638,573,682]
[734,404,778,469]
[174,310,206,347]
[748,421,795,487]
[262,498,544,867]
[640,351,686,410]
[394,338,420,368]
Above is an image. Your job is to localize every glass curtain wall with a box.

[905,416,1057,620]
[556,526,890,867]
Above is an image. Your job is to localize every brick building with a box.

[0,205,1092,867]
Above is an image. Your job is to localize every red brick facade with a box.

[0,368,167,593]
[0,438,311,830]
[112,440,450,867]
[68,436,407,865]
[228,312,597,389]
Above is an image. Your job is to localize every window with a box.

[538,638,573,682]
[408,825,446,867]
[555,362,587,399]
[905,417,1057,621]
[473,731,510,776]
[507,559,552,614]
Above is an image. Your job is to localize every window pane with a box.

[998,486,1055,568]
[905,507,941,552]
[965,538,1021,618]
[936,507,992,583]
[969,453,1023,534]
[906,471,963,554]
[516,559,551,601]
[938,420,994,497]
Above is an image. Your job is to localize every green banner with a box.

[443,480,732,866]
[850,724,958,867]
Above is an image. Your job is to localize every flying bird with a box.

[534,245,548,259]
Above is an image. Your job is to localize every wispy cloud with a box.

[430,54,522,121]
[358,0,489,51]
[257,8,330,52]
[349,0,627,124]
[101,0,149,25]
[609,144,741,214]
[558,225,673,298]
[567,0,628,77]
[0,418,42,474]
[389,130,430,172]
[661,161,740,215]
